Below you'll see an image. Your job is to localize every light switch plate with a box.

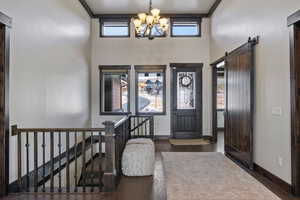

[272,107,282,116]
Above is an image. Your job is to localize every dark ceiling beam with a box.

[78,0,95,18]
[208,0,222,17]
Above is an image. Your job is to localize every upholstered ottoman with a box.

[122,138,155,176]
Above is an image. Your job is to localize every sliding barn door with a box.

[225,40,255,169]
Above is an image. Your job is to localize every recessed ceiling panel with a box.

[85,0,216,14]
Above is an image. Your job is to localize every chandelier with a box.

[133,0,169,40]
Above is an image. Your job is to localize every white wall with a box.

[210,0,300,184]
[91,18,212,136]
[0,0,91,183]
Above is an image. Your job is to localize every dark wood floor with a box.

[2,133,300,200]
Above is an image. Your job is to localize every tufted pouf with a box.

[122,138,155,176]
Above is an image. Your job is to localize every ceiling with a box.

[84,0,218,15]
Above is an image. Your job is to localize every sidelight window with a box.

[99,66,131,115]
[135,65,166,115]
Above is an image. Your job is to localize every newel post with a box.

[102,121,117,191]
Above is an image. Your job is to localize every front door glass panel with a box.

[177,72,196,109]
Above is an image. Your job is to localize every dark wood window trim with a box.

[99,17,131,38]
[99,65,131,115]
[0,11,11,197]
[134,65,167,116]
[170,16,202,37]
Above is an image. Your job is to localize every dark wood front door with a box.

[225,38,257,169]
[171,63,203,139]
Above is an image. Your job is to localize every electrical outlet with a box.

[278,157,283,167]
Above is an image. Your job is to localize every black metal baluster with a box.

[133,117,136,137]
[138,117,140,136]
[66,131,70,192]
[25,132,30,192]
[74,132,78,192]
[141,117,144,136]
[50,131,54,192]
[17,131,22,192]
[58,132,62,192]
[33,132,38,192]
[42,132,46,192]
[145,119,148,137]
[98,132,102,190]
[90,132,94,192]
[150,116,154,138]
[82,131,86,192]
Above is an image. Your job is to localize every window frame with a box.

[134,65,167,116]
[170,17,202,37]
[99,17,131,38]
[99,65,131,115]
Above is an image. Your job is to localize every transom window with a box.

[171,17,201,37]
[100,18,130,37]
[99,66,131,115]
[135,65,166,115]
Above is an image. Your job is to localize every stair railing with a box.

[12,114,155,193]
[12,126,105,193]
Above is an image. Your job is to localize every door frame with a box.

[170,63,203,139]
[211,56,225,143]
[0,11,11,196]
[288,10,300,196]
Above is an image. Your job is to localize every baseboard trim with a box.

[154,135,170,140]
[253,163,292,194]
[225,154,292,195]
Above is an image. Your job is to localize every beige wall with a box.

[211,0,300,184]
[0,0,91,183]
[90,18,212,136]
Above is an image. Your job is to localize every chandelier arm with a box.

[149,25,153,39]
[154,25,164,35]
[149,0,152,12]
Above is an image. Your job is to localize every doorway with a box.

[288,10,300,196]
[170,63,203,139]
[211,58,225,143]
[0,11,11,197]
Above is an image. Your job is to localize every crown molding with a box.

[78,0,222,19]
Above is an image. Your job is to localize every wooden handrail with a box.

[114,115,130,129]
[12,126,105,135]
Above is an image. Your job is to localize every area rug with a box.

[162,152,280,200]
[169,139,210,146]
